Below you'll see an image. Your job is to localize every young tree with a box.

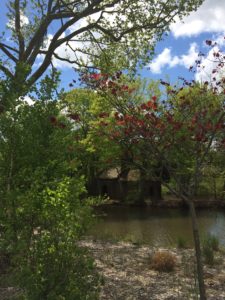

[0,0,204,103]
[61,87,114,192]
[0,76,100,298]
[84,69,224,299]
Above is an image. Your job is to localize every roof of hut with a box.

[99,167,121,179]
[99,168,141,181]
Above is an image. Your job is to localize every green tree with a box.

[90,73,224,300]
[0,0,204,104]
[0,78,100,298]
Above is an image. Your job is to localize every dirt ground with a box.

[80,239,225,300]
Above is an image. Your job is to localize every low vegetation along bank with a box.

[80,239,225,300]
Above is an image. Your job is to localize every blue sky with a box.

[145,0,225,85]
[57,0,225,91]
[1,0,225,93]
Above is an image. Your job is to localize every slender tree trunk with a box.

[136,169,146,206]
[188,199,206,300]
[164,182,207,300]
[212,176,217,201]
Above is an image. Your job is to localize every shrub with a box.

[4,177,100,299]
[177,236,187,249]
[0,98,101,298]
[151,251,176,272]
[207,234,219,251]
[203,243,214,266]
[202,234,219,266]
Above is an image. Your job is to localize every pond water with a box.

[88,206,225,247]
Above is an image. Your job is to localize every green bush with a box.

[0,97,100,299]
[202,234,219,266]
[176,236,187,249]
[13,177,100,299]
[203,243,214,266]
[207,234,219,251]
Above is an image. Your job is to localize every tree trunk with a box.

[153,181,162,204]
[135,170,146,206]
[188,199,206,300]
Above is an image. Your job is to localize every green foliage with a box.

[0,78,100,298]
[203,243,214,266]
[15,178,99,300]
[1,0,204,87]
[177,236,187,249]
[204,234,219,252]
[202,234,219,265]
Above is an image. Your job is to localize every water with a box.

[88,206,225,247]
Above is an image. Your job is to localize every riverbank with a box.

[156,196,225,209]
[80,239,225,300]
[100,196,225,208]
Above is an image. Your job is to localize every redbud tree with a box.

[79,39,225,299]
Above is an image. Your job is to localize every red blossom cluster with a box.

[80,45,225,152]
[49,116,66,128]
[97,83,224,150]
[80,71,135,96]
[67,113,80,121]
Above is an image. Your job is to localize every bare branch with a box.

[0,64,13,78]
[25,0,103,64]
[0,43,18,63]
[0,43,19,54]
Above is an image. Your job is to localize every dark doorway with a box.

[101,185,108,196]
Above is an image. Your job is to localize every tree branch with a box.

[0,43,18,63]
[14,0,25,59]
[0,43,19,54]
[0,64,13,78]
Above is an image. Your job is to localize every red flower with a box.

[58,122,66,129]
[114,112,119,120]
[116,120,125,126]
[90,73,102,80]
[99,121,108,126]
[146,101,153,108]
[121,85,129,91]
[215,122,222,130]
[68,113,80,121]
[152,103,157,110]
[99,112,109,118]
[140,103,147,110]
[166,113,173,123]
[173,122,182,130]
[111,88,117,95]
[49,116,57,124]
[205,40,212,46]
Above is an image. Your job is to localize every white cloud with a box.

[23,95,34,105]
[180,43,199,68]
[17,96,34,109]
[7,12,29,29]
[195,42,225,83]
[38,32,90,70]
[149,43,199,74]
[149,34,225,86]
[170,0,225,37]
[149,48,172,74]
[40,15,103,69]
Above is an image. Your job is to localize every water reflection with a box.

[88,207,225,247]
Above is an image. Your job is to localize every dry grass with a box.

[151,251,177,272]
